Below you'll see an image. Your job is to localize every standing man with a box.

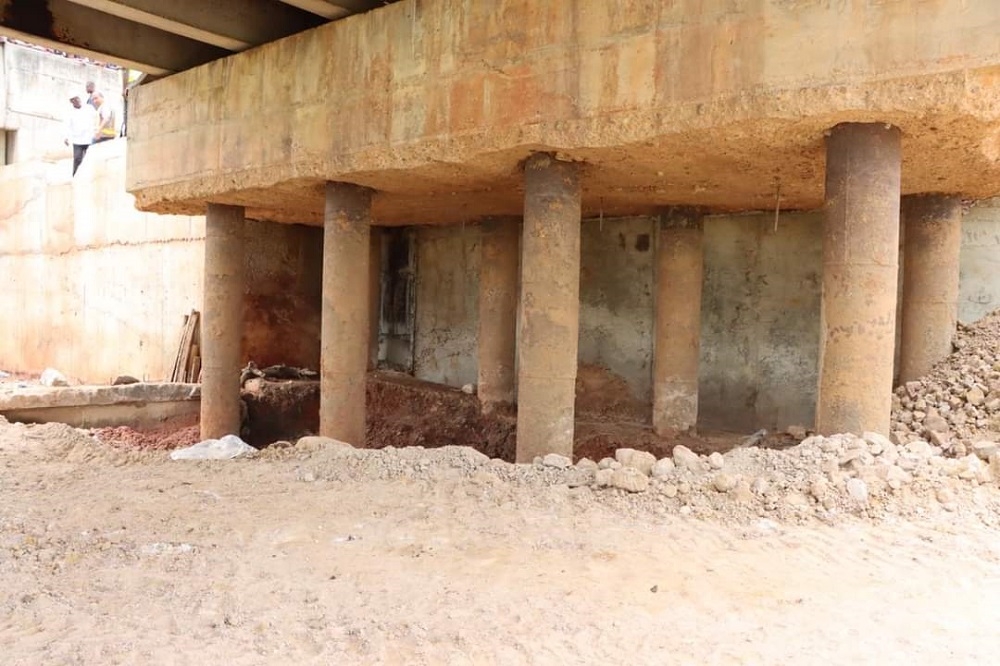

[64,95,97,176]
[91,91,117,144]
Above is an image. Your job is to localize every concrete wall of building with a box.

[0,140,324,382]
[1,42,121,163]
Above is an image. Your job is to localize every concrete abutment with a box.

[653,210,705,436]
[201,203,246,440]
[477,216,520,412]
[818,123,902,436]
[898,195,964,384]
[320,182,372,445]
[516,154,581,463]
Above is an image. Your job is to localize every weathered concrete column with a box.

[898,195,963,384]
[368,227,382,370]
[201,203,245,440]
[818,123,902,435]
[477,216,520,412]
[321,182,372,445]
[516,154,581,463]
[653,209,704,436]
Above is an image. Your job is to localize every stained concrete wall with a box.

[959,198,1000,324]
[578,217,654,420]
[0,140,324,382]
[243,219,323,370]
[410,207,1000,433]
[0,140,204,382]
[1,42,121,163]
[413,226,480,387]
[699,213,823,433]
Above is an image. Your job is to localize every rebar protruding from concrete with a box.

[201,203,245,440]
[818,122,902,436]
[898,194,963,384]
[653,209,705,436]
[477,216,520,412]
[516,153,581,463]
[321,182,372,445]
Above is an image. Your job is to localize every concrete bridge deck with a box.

[126,0,1000,226]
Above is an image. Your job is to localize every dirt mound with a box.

[92,424,201,451]
[890,310,1000,453]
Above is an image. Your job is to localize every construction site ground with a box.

[1,419,998,665]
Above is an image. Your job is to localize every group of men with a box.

[65,81,117,176]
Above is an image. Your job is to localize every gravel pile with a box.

[287,433,1000,526]
[889,310,1000,455]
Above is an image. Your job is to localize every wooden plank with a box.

[170,315,191,382]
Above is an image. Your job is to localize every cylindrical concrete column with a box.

[653,209,704,436]
[516,153,581,463]
[368,227,382,370]
[201,203,245,440]
[478,216,520,412]
[898,195,963,384]
[321,182,372,445]
[818,122,902,436]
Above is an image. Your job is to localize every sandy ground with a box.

[2,426,1000,665]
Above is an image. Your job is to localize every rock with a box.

[966,387,986,406]
[170,434,256,461]
[783,492,810,508]
[935,486,956,506]
[575,457,599,471]
[597,457,617,470]
[809,477,829,500]
[905,440,934,458]
[615,448,657,475]
[928,430,951,450]
[296,435,353,449]
[711,472,737,493]
[461,383,476,395]
[112,375,140,386]
[990,453,1000,485]
[542,453,572,469]
[846,478,869,504]
[923,413,949,434]
[707,452,725,469]
[39,368,69,387]
[594,469,614,488]
[750,477,770,496]
[862,432,892,456]
[672,445,702,472]
[972,441,999,461]
[611,468,649,493]
[650,458,676,479]
[661,483,679,498]
[985,398,1000,412]
[786,425,808,440]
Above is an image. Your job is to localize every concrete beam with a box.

[63,0,323,51]
[277,0,351,20]
[0,0,229,74]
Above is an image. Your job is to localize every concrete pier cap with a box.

[126,0,1000,226]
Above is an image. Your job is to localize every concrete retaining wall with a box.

[1,42,121,164]
[411,203,1000,432]
[0,141,323,382]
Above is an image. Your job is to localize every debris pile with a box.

[889,310,1000,455]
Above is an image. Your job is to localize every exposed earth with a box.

[2,417,999,665]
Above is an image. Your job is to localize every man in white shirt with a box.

[64,95,97,176]
[91,91,117,144]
